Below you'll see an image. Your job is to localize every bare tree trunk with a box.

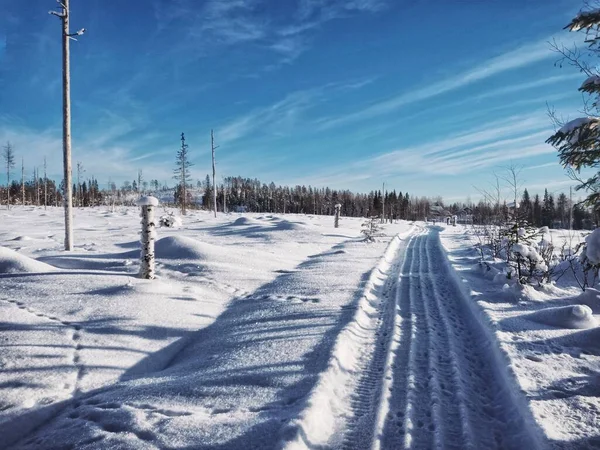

[5,163,8,209]
[44,157,47,209]
[62,0,74,250]
[211,129,217,218]
[21,158,24,206]
[382,182,385,223]
[35,167,40,206]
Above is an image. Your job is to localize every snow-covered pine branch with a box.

[566,8,600,32]
[546,117,600,169]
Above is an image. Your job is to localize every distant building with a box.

[457,207,473,225]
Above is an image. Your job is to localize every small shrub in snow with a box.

[569,230,600,290]
[361,216,384,242]
[159,212,183,228]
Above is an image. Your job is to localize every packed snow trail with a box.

[285,227,543,450]
[372,227,541,449]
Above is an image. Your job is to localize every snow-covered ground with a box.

[0,206,411,448]
[441,225,600,449]
[1,207,598,449]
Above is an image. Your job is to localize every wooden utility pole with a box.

[50,0,84,250]
[211,129,218,218]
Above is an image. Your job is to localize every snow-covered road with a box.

[287,227,543,450]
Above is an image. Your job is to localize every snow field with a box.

[441,225,600,448]
[0,206,413,449]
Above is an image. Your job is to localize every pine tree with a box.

[202,174,213,210]
[533,194,542,227]
[173,133,193,214]
[542,189,555,227]
[521,189,532,224]
[546,8,600,209]
[573,202,586,229]
[556,192,568,227]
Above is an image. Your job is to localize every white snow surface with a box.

[442,225,600,448]
[135,196,159,207]
[0,206,411,449]
[1,207,597,449]
[0,246,57,274]
[524,305,598,329]
[557,116,599,136]
[584,227,600,265]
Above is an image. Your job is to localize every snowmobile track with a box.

[339,227,542,450]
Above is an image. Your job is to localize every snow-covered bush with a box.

[159,212,183,228]
[571,229,600,290]
[361,216,384,242]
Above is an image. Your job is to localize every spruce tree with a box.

[556,192,569,227]
[546,7,600,209]
[173,133,193,215]
[521,189,532,224]
[533,194,542,227]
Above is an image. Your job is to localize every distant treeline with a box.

[1,174,597,229]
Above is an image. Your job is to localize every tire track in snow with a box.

[338,232,416,450]
[378,229,541,449]
[283,226,542,450]
[281,226,416,450]
[420,229,541,449]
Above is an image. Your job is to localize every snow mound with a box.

[545,326,600,351]
[0,246,57,274]
[154,236,211,260]
[272,219,308,231]
[584,228,600,265]
[574,288,600,314]
[524,304,598,330]
[231,217,260,226]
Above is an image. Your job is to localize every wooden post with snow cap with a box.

[137,196,159,280]
[334,203,342,228]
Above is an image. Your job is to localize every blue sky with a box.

[0,0,591,202]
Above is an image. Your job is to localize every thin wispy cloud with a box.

[474,73,581,101]
[317,35,578,130]
[524,161,561,171]
[153,0,390,64]
[217,79,376,144]
[298,111,559,188]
